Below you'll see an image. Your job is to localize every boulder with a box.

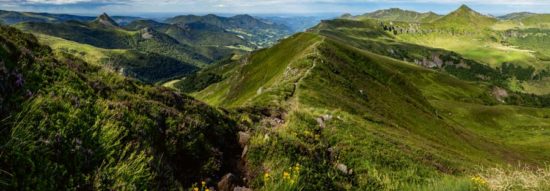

[336,163,352,175]
[336,163,348,174]
[218,173,238,191]
[238,131,250,147]
[315,117,325,128]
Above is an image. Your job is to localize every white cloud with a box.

[25,0,92,4]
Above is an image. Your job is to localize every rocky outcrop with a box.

[218,173,239,191]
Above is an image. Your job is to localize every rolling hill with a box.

[350,8,442,23]
[188,30,550,190]
[494,13,550,30]
[13,13,246,83]
[260,16,323,32]
[0,9,140,25]
[3,4,550,191]
[180,5,550,191]
[343,5,550,95]
[8,11,297,84]
[126,19,251,49]
[165,14,293,47]
[432,5,497,29]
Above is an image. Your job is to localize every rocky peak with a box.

[95,13,119,27]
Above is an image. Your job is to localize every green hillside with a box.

[498,12,536,20]
[36,34,198,83]
[0,9,140,26]
[185,6,550,189]
[90,13,120,28]
[11,12,294,84]
[338,5,550,96]
[432,5,497,29]
[494,13,550,30]
[0,25,243,190]
[0,10,93,24]
[351,8,442,23]
[127,19,251,49]
[4,4,550,191]
[188,30,550,190]
[13,13,246,83]
[165,14,292,47]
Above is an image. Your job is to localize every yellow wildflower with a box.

[471,176,487,185]
[283,171,290,179]
[205,189,210,191]
[193,188,198,191]
[294,164,301,172]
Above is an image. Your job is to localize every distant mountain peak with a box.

[433,4,497,28]
[204,14,219,19]
[234,14,253,18]
[387,8,404,11]
[340,13,353,18]
[355,8,441,23]
[458,4,473,11]
[498,12,537,20]
[94,12,119,27]
[449,4,487,17]
[232,14,256,21]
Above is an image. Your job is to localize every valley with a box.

[1,3,550,191]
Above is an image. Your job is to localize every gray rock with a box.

[218,173,238,191]
[336,163,352,175]
[241,145,248,158]
[316,117,325,128]
[238,131,251,147]
[336,163,348,174]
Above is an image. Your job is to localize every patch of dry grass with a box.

[478,165,550,191]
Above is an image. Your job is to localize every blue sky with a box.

[2,0,550,16]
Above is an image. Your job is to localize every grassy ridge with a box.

[195,33,322,107]
[351,8,442,23]
[190,31,550,190]
[35,34,198,83]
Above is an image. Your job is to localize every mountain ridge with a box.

[92,12,119,28]
[353,8,443,23]
[432,4,497,28]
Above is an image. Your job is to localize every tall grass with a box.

[478,165,550,191]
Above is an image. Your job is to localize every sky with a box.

[2,0,550,16]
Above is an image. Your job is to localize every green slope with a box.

[13,13,244,83]
[0,10,93,24]
[0,26,243,190]
[194,33,322,107]
[34,33,198,83]
[165,14,292,47]
[189,31,550,190]
[494,13,550,30]
[432,5,497,29]
[334,5,550,96]
[351,8,442,23]
[127,19,252,49]
[0,10,140,26]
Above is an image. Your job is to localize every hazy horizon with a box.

[2,0,550,17]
